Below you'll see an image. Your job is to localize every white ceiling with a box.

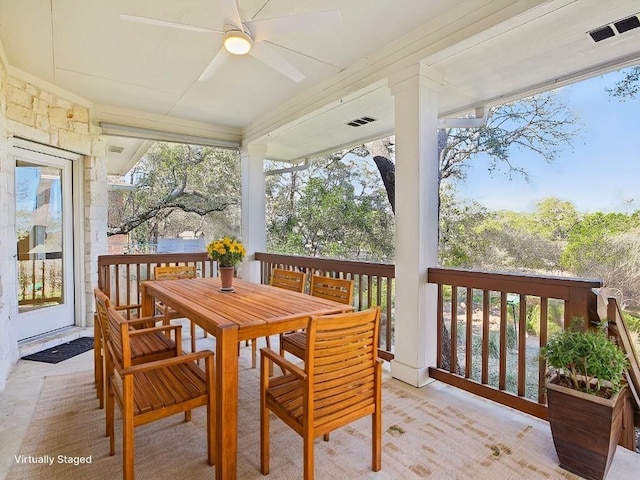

[1,0,639,173]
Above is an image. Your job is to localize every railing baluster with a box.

[481,289,489,385]
[386,277,393,354]
[465,287,472,378]
[450,286,458,374]
[437,283,443,369]
[538,297,549,404]
[499,292,507,391]
[518,294,527,397]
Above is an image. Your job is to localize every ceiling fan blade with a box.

[250,42,305,82]
[198,48,230,81]
[120,14,221,33]
[248,11,341,42]
[217,0,244,30]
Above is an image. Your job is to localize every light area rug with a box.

[7,362,595,480]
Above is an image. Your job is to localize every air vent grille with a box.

[108,146,125,154]
[346,116,377,127]
[589,14,640,42]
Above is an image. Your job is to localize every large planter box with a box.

[546,377,627,480]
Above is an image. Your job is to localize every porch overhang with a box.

[0,0,638,170]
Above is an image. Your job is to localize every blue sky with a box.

[454,68,640,213]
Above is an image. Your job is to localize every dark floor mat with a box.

[22,337,94,364]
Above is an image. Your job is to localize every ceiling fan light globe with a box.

[223,30,252,55]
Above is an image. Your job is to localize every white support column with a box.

[239,144,266,283]
[389,64,442,387]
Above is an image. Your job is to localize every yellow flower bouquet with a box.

[206,237,246,267]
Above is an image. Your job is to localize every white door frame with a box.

[11,138,85,339]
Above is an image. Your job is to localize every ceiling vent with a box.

[108,145,125,154]
[346,116,377,127]
[589,14,640,42]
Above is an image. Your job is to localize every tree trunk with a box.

[372,155,395,214]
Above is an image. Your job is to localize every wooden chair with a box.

[260,307,382,480]
[105,305,215,480]
[280,275,354,360]
[270,268,307,293]
[249,269,307,369]
[154,265,203,353]
[93,288,181,411]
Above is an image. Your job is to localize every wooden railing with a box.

[606,296,640,439]
[17,259,63,308]
[98,254,619,421]
[255,252,396,361]
[97,253,216,317]
[427,267,602,420]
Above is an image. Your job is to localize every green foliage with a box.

[541,321,628,394]
[440,193,567,271]
[526,300,564,337]
[623,311,640,334]
[561,212,640,271]
[108,143,241,245]
[531,198,579,241]
[265,156,395,261]
[439,188,490,267]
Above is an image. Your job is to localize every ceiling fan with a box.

[121,0,341,83]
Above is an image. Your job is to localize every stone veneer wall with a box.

[0,57,16,390]
[0,61,108,390]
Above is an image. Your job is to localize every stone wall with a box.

[0,56,18,390]
[0,66,108,390]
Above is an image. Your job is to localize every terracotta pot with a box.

[219,266,235,291]
[546,374,627,480]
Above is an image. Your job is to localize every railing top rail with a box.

[255,252,395,277]
[428,267,602,298]
[98,252,211,266]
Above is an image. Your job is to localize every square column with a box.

[389,64,442,387]
[240,145,266,283]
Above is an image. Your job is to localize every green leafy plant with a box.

[541,320,628,395]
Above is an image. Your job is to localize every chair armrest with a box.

[115,304,141,311]
[122,350,214,375]
[128,324,182,337]
[123,315,165,327]
[261,347,306,380]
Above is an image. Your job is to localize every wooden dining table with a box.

[140,276,353,480]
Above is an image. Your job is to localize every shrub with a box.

[541,321,628,394]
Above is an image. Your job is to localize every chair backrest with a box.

[309,275,354,305]
[155,265,197,281]
[94,288,111,343]
[106,305,131,369]
[270,268,306,293]
[305,307,380,425]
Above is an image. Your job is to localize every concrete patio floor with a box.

[1,323,639,480]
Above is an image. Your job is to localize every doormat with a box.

[22,337,94,364]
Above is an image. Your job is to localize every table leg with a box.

[215,325,239,480]
[140,284,153,317]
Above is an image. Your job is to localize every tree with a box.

[439,92,578,183]
[265,155,395,261]
[607,66,640,100]
[108,143,241,245]
[348,91,578,218]
[531,197,579,242]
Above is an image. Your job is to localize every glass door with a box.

[15,150,75,340]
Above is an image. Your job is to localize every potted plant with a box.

[541,320,629,480]
[206,237,246,291]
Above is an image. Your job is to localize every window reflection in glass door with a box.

[16,161,65,313]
